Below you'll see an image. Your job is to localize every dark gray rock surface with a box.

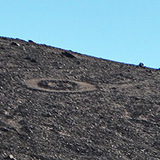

[0,37,160,160]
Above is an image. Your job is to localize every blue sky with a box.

[0,0,160,69]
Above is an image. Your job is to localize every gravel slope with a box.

[0,37,160,160]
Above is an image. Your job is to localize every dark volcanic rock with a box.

[61,51,75,58]
[0,36,160,160]
[10,42,20,47]
[139,62,144,67]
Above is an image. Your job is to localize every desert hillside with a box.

[0,37,160,160]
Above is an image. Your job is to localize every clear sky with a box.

[0,0,160,69]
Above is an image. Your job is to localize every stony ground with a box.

[0,37,160,160]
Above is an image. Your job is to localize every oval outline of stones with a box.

[25,78,96,93]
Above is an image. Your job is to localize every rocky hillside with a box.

[0,37,160,160]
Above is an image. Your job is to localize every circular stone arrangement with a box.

[25,78,96,93]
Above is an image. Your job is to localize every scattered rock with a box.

[22,46,26,51]
[28,40,34,43]
[30,58,37,63]
[0,127,9,132]
[24,56,37,63]
[10,42,20,47]
[5,154,16,160]
[77,61,80,65]
[61,51,75,58]
[24,56,31,60]
[42,112,52,117]
[139,62,144,67]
